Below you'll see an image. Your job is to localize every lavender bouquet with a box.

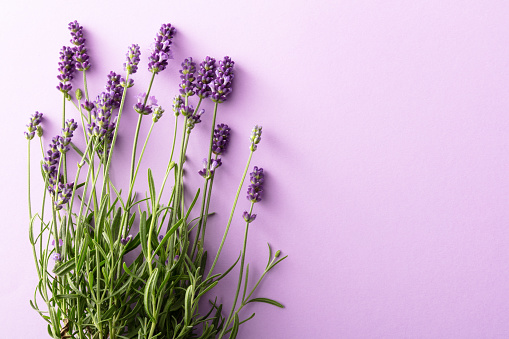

[25,21,286,339]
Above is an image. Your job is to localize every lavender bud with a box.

[52,239,64,247]
[172,95,184,116]
[275,250,281,258]
[153,106,164,122]
[75,88,83,100]
[24,112,43,140]
[249,125,262,151]
[187,109,205,132]
[242,211,257,223]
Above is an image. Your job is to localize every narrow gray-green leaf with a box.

[246,297,284,308]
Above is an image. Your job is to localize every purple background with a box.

[2,1,509,338]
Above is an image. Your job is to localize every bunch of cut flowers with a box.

[25,20,286,339]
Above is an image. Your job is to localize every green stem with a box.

[206,150,254,280]
[27,140,32,220]
[219,203,254,338]
[83,70,89,101]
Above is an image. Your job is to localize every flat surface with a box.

[2,1,509,338]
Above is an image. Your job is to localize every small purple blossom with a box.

[52,239,64,247]
[105,71,123,109]
[133,93,158,115]
[52,253,62,261]
[148,23,177,74]
[81,100,95,112]
[196,56,216,99]
[179,57,196,97]
[249,125,262,151]
[124,44,141,75]
[198,157,222,178]
[242,211,257,223]
[210,56,234,103]
[54,182,74,210]
[120,234,133,245]
[24,112,43,140]
[158,234,164,242]
[212,124,231,155]
[246,166,264,203]
[187,109,205,132]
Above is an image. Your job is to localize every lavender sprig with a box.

[249,125,262,151]
[210,56,234,103]
[187,108,205,132]
[134,92,158,115]
[148,23,176,74]
[198,157,222,178]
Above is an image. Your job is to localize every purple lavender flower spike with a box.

[186,109,205,132]
[69,20,91,71]
[105,71,123,109]
[124,44,141,75]
[249,125,262,151]
[210,56,234,103]
[57,46,76,93]
[25,112,43,140]
[196,56,216,99]
[148,23,177,74]
[246,166,264,203]
[212,123,231,155]
[54,182,74,210]
[242,211,257,223]
[179,57,196,97]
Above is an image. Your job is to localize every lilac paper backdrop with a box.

[2,1,509,338]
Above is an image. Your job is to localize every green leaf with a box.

[111,207,122,243]
[143,268,159,323]
[148,168,156,206]
[216,252,241,282]
[153,218,183,255]
[53,260,75,276]
[229,314,239,339]
[184,284,194,325]
[246,297,284,308]
[140,211,148,258]
[55,294,80,300]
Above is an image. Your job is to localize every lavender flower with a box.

[58,119,78,154]
[242,211,257,223]
[249,125,262,151]
[212,123,231,155]
[69,20,90,71]
[210,56,234,103]
[105,71,123,109]
[51,253,62,261]
[246,166,264,203]
[134,92,158,115]
[153,106,164,123]
[81,100,95,112]
[52,239,64,247]
[148,23,177,74]
[120,235,133,245]
[56,46,76,93]
[172,95,184,116]
[124,44,141,74]
[198,157,222,178]
[24,112,43,140]
[196,56,216,99]
[54,182,74,210]
[187,109,205,132]
[179,57,196,97]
